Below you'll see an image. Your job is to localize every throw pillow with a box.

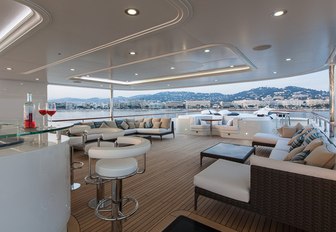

[145,121,153,128]
[284,146,305,161]
[303,129,321,145]
[289,134,305,151]
[304,145,336,169]
[291,150,311,161]
[226,119,233,126]
[93,121,104,128]
[134,120,141,128]
[160,118,171,129]
[120,121,129,130]
[115,119,124,129]
[152,118,161,123]
[303,138,323,152]
[127,121,135,129]
[104,120,118,128]
[99,122,110,128]
[139,122,145,128]
[81,122,95,129]
[295,122,304,131]
[277,126,297,138]
[153,121,161,128]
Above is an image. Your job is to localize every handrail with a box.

[52,111,195,123]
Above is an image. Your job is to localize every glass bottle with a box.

[23,93,36,128]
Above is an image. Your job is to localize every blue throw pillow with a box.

[93,121,104,128]
[115,119,124,129]
[289,134,304,151]
[145,121,153,128]
[291,150,310,161]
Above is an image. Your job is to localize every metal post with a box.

[109,86,114,120]
[111,179,122,232]
[329,64,335,138]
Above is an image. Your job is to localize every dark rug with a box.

[162,215,220,232]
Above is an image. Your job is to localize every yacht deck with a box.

[71,134,304,232]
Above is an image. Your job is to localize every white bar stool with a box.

[88,136,151,232]
[84,138,116,209]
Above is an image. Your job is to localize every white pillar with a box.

[329,64,335,137]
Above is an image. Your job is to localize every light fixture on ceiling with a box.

[5,67,12,71]
[35,78,39,81]
[273,71,277,74]
[170,66,175,70]
[125,8,139,16]
[70,65,251,86]
[273,10,287,17]
[285,58,292,61]
[129,51,136,55]
[134,73,138,76]
[253,44,272,51]
[214,79,218,82]
[204,49,210,53]
[230,65,234,68]
[70,68,75,71]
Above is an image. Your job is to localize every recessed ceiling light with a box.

[214,79,218,82]
[134,73,138,76]
[170,67,175,70]
[129,51,136,55]
[273,10,287,17]
[20,82,23,85]
[273,71,277,74]
[230,65,234,68]
[35,78,39,81]
[253,44,272,51]
[70,68,75,71]
[5,67,12,71]
[285,58,292,61]
[204,49,210,53]
[125,8,139,16]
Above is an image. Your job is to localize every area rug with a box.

[150,210,237,232]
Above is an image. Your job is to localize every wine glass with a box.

[47,102,57,127]
[38,102,47,128]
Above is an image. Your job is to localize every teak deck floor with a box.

[71,134,305,232]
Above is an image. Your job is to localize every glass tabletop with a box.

[0,122,73,139]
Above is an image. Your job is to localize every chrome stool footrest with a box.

[71,161,84,170]
[95,196,139,221]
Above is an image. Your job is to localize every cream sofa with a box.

[194,125,336,231]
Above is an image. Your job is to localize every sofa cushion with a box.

[120,121,129,130]
[127,121,136,129]
[302,129,321,145]
[252,133,281,146]
[153,121,161,128]
[93,121,104,128]
[284,146,305,161]
[303,138,323,152]
[136,128,170,134]
[104,121,118,128]
[99,122,110,128]
[194,159,250,203]
[277,126,297,138]
[139,122,145,128]
[160,118,171,129]
[250,155,336,181]
[269,149,289,160]
[295,122,304,131]
[289,134,305,151]
[291,150,310,161]
[304,144,336,169]
[115,119,124,129]
[274,138,291,151]
[152,118,161,123]
[145,121,153,128]
[123,128,137,135]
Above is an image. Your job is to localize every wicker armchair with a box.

[194,156,336,232]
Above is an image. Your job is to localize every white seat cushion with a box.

[136,128,170,134]
[274,138,291,151]
[96,158,137,177]
[194,159,250,203]
[252,132,281,145]
[269,149,288,160]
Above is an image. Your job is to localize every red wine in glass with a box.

[47,102,57,126]
[47,110,56,116]
[39,109,47,115]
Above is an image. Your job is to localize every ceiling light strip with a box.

[71,65,250,85]
[23,0,192,74]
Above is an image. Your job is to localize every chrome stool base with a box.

[88,198,111,209]
[95,196,139,221]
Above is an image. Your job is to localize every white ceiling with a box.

[0,0,336,91]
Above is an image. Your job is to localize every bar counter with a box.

[0,130,71,232]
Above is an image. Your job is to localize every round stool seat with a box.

[96,158,138,178]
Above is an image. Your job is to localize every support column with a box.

[109,86,114,120]
[329,64,335,138]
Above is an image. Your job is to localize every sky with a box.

[48,69,329,99]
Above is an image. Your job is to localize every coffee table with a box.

[200,143,255,166]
